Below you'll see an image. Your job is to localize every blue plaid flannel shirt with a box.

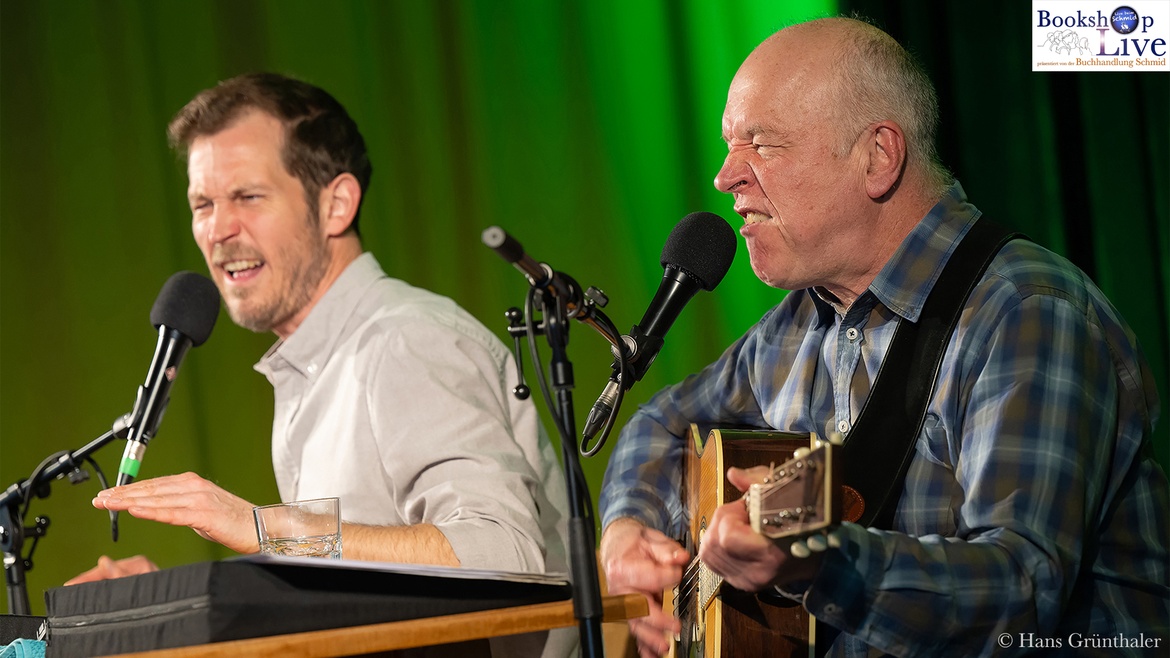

[600,183,1169,657]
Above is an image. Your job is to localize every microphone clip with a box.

[618,326,665,385]
[504,308,531,400]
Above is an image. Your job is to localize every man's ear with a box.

[864,121,906,200]
[319,173,362,237]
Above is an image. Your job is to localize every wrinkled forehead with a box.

[185,111,293,192]
[722,38,838,137]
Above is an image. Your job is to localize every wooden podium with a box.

[101,593,646,658]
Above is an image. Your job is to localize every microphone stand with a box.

[539,287,606,658]
[1,425,123,614]
[502,285,607,657]
[486,226,636,657]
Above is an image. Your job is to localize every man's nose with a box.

[714,151,752,194]
[204,205,241,245]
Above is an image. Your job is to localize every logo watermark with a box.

[1033,1,1169,71]
[998,632,1164,650]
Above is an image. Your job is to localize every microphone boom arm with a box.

[2,423,126,615]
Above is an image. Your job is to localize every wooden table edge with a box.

[100,592,648,657]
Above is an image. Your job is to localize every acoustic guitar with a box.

[665,426,856,658]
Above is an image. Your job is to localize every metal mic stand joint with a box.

[2,423,124,614]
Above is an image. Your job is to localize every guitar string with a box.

[675,471,804,604]
[677,558,700,599]
[675,557,705,614]
[674,461,817,616]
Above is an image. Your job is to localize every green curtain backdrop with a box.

[0,0,832,614]
[1,0,1165,616]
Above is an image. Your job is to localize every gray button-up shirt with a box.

[254,252,569,576]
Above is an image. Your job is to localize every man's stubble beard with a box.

[226,214,331,334]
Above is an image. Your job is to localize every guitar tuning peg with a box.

[792,447,811,460]
[788,528,842,559]
[827,529,843,549]
[806,534,828,553]
[827,432,845,446]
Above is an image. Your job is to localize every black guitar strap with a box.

[813,217,1023,656]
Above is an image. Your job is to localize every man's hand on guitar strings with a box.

[600,517,690,658]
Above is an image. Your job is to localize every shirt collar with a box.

[803,183,979,325]
[865,182,980,323]
[254,252,384,379]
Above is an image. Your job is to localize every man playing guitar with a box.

[598,17,1169,658]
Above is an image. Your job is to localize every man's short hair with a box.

[168,73,373,235]
[820,18,953,195]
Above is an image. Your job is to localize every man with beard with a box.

[72,73,574,657]
[598,17,1168,658]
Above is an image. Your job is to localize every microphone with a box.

[582,212,737,439]
[115,272,220,488]
[482,226,582,311]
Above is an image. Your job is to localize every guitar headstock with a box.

[746,435,842,542]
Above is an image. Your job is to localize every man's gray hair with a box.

[822,18,954,195]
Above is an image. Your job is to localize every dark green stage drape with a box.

[840,0,1168,462]
[0,0,832,614]
[1,1,1165,615]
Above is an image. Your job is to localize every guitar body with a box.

[668,426,818,658]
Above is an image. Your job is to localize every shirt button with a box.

[824,603,841,616]
[837,420,851,433]
[306,363,319,374]
[845,327,860,341]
